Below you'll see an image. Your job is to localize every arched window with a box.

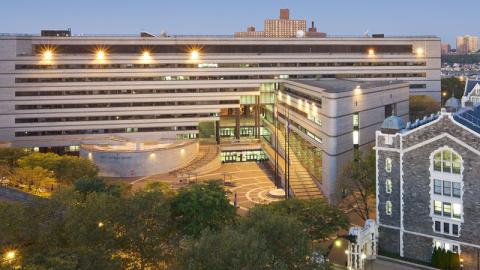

[385,179,392,194]
[385,158,392,173]
[433,149,461,174]
[386,201,392,215]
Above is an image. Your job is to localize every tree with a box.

[177,209,328,270]
[176,227,270,270]
[337,149,376,221]
[11,166,56,192]
[54,155,99,184]
[409,95,441,121]
[255,198,349,241]
[441,77,465,103]
[18,153,98,184]
[115,190,177,269]
[0,148,28,168]
[170,181,236,238]
[74,177,109,195]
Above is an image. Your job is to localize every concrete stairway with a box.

[263,120,322,199]
[169,144,221,177]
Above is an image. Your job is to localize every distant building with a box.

[456,35,478,55]
[235,9,326,38]
[376,96,480,268]
[441,43,451,55]
[461,78,480,107]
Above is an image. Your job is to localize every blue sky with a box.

[1,0,478,46]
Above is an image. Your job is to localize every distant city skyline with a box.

[0,0,478,45]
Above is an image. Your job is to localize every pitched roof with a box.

[464,79,480,97]
[453,105,480,134]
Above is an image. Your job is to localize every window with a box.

[443,150,452,172]
[353,113,359,128]
[385,158,392,173]
[434,179,442,195]
[386,179,392,194]
[443,181,452,196]
[443,222,450,234]
[453,154,461,174]
[453,203,461,219]
[452,183,461,198]
[434,152,442,171]
[386,201,392,215]
[433,149,461,174]
[434,221,441,232]
[434,201,442,215]
[443,202,451,217]
[452,224,459,236]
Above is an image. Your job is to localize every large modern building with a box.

[271,79,409,198]
[0,12,440,198]
[376,92,480,268]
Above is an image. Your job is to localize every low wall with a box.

[80,141,199,178]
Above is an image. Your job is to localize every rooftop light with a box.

[96,50,106,60]
[190,50,199,60]
[142,50,151,60]
[42,50,53,60]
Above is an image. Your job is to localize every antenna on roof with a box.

[363,30,369,37]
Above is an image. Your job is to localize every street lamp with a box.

[3,250,16,263]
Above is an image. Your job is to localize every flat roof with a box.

[289,79,407,93]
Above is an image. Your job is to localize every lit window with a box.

[434,201,442,215]
[353,130,359,145]
[385,158,392,173]
[353,113,359,128]
[433,149,461,174]
[386,201,392,215]
[453,203,461,219]
[385,179,392,194]
[443,202,452,217]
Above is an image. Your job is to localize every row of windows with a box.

[433,200,461,219]
[15,61,427,70]
[15,73,427,84]
[15,87,256,97]
[434,220,460,236]
[33,44,414,54]
[15,113,217,123]
[15,100,239,110]
[281,87,322,107]
[433,179,461,198]
[277,101,321,126]
[15,126,197,137]
[433,240,459,254]
[277,112,322,143]
[433,149,461,174]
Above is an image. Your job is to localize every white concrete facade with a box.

[0,34,439,149]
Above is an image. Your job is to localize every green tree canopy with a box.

[254,198,349,241]
[18,153,98,184]
[0,148,28,168]
[170,181,236,238]
[409,95,441,121]
[441,77,466,102]
[177,209,328,270]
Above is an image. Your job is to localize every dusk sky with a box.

[1,0,478,46]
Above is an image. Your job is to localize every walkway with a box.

[262,120,322,199]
